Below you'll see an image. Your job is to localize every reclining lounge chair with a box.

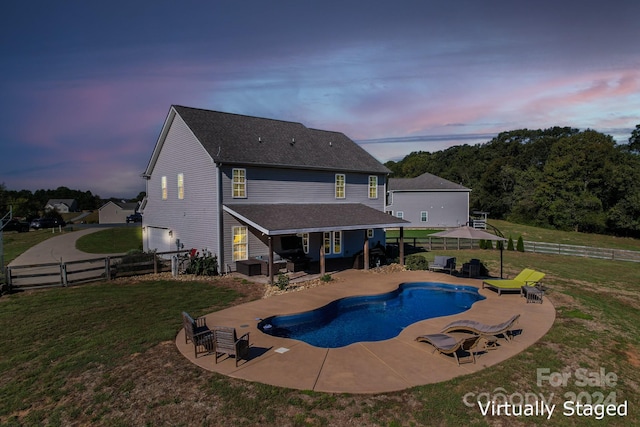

[415,333,481,365]
[482,268,545,295]
[440,314,521,343]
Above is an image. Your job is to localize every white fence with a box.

[386,237,640,263]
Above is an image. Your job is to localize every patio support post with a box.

[320,244,325,275]
[399,227,405,266]
[268,236,274,285]
[363,230,369,270]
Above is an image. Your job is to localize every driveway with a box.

[9,227,116,266]
[7,228,120,288]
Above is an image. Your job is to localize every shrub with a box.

[276,273,290,290]
[320,274,333,282]
[406,254,429,270]
[185,249,219,276]
[516,236,525,252]
[507,236,515,251]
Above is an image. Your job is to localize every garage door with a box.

[146,226,171,253]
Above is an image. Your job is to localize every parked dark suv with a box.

[1,218,30,232]
[30,217,66,230]
[126,212,142,223]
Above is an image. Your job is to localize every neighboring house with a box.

[45,199,78,213]
[386,172,471,228]
[141,105,408,279]
[98,201,139,224]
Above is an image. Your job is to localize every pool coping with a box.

[176,269,556,394]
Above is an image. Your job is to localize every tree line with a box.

[0,185,145,220]
[385,125,640,237]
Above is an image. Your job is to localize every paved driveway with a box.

[7,228,120,288]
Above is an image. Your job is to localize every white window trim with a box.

[232,226,248,261]
[335,173,346,199]
[368,175,378,199]
[177,173,184,200]
[323,231,343,254]
[161,176,167,200]
[323,232,331,254]
[333,231,342,254]
[396,211,404,219]
[232,168,247,198]
[301,233,309,254]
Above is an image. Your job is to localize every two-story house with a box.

[386,172,471,228]
[141,106,408,282]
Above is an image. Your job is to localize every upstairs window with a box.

[233,168,246,198]
[177,173,184,200]
[368,176,378,199]
[161,176,167,200]
[421,211,428,222]
[335,174,345,198]
[396,211,404,219]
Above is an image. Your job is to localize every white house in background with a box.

[98,201,139,224]
[141,105,408,279]
[386,172,471,228]
[45,199,78,213]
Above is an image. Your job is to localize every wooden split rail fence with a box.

[386,237,640,263]
[2,250,189,292]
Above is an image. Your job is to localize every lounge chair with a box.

[213,326,250,367]
[440,314,521,343]
[429,256,456,274]
[415,333,481,365]
[482,268,545,295]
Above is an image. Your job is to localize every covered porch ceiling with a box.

[223,203,408,236]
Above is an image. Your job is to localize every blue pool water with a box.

[258,282,485,348]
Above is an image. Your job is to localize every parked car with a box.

[30,217,66,230]
[1,218,30,232]
[126,212,142,223]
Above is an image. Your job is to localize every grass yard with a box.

[1,224,639,426]
[74,227,142,254]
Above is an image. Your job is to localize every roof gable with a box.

[163,106,389,174]
[388,172,470,191]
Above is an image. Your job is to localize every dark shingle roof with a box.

[388,172,470,191]
[173,106,389,174]
[224,203,408,235]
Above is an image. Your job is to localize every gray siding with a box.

[143,114,220,255]
[220,166,386,210]
[387,191,469,228]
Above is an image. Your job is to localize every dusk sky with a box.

[2,1,639,198]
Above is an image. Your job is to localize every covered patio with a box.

[223,203,409,283]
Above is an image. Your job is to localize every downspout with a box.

[216,163,225,273]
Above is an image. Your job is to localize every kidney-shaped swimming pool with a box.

[258,282,485,348]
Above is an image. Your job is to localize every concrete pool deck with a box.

[176,269,555,393]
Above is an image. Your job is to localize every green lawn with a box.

[1,222,639,425]
[75,227,142,254]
